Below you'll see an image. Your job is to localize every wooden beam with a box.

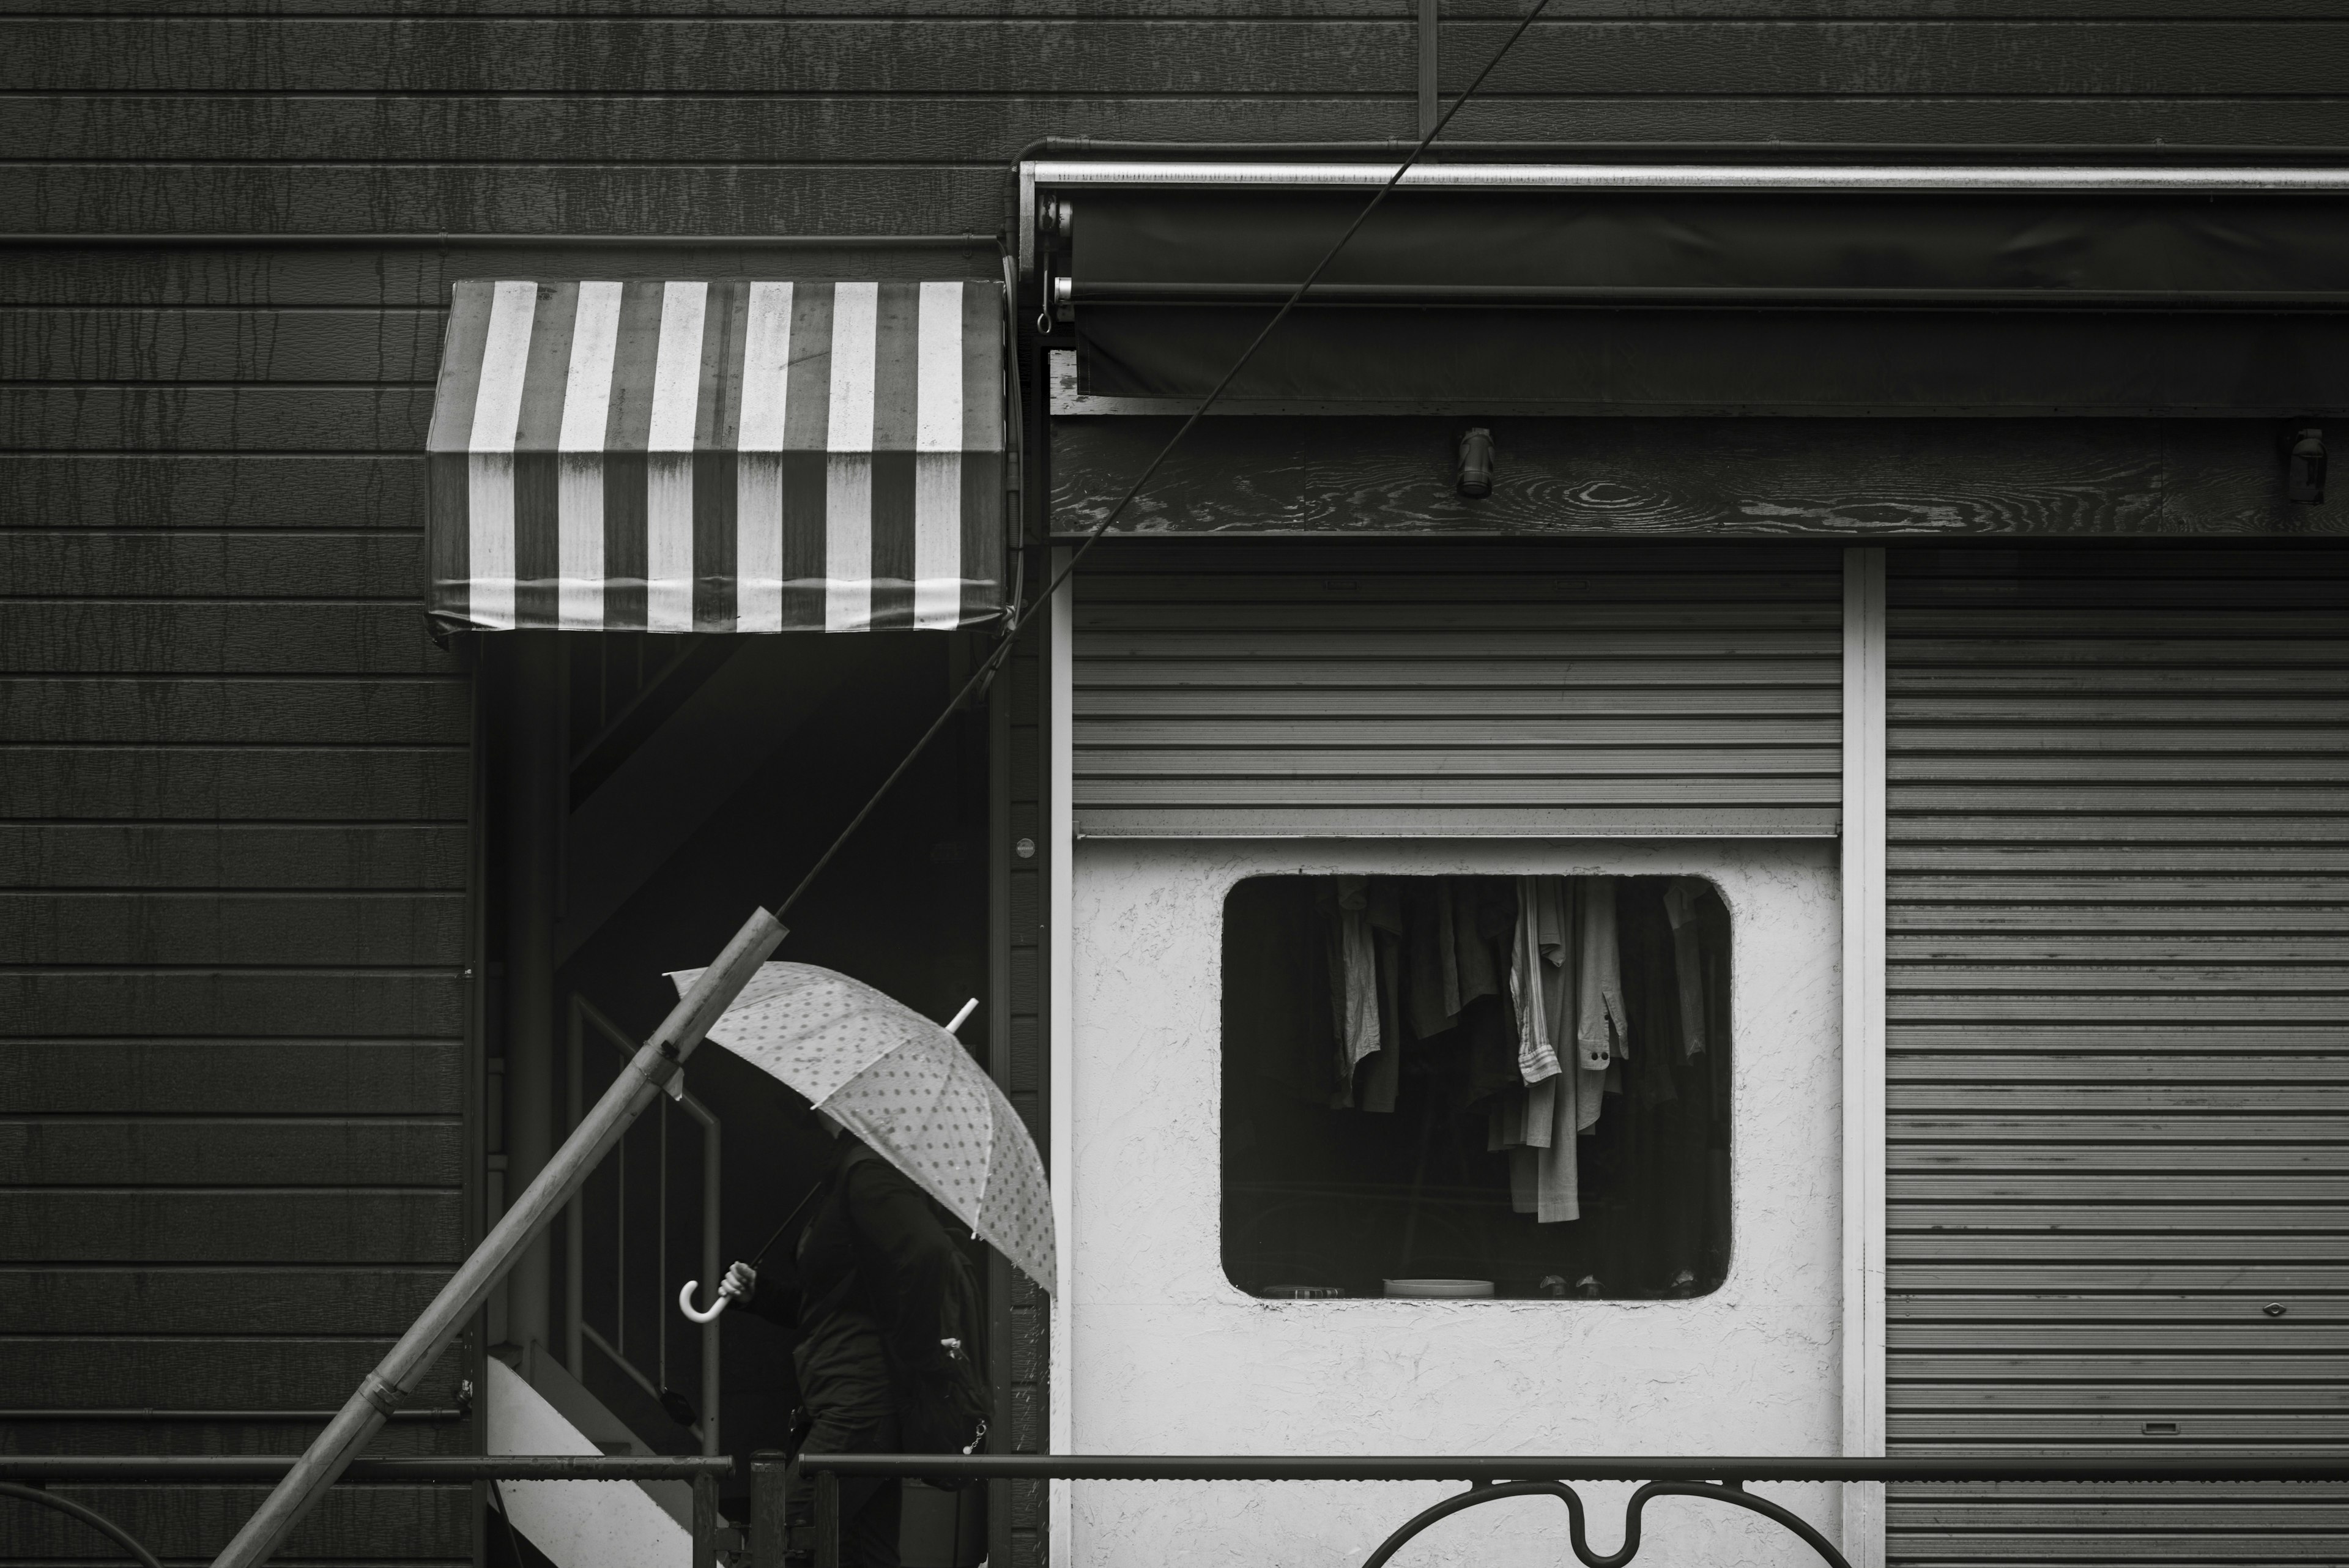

[1051,417,2349,540]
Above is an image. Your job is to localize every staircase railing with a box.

[570,994,724,1453]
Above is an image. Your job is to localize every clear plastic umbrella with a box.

[665,961,1055,1304]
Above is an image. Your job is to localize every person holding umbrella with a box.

[671,965,1055,1568]
[719,1112,964,1568]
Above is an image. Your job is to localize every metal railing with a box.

[0,1455,732,1568]
[15,1451,2348,1568]
[570,993,724,1452]
[795,1454,2349,1568]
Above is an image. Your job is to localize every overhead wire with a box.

[771,0,1556,920]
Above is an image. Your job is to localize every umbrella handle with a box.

[677,1279,732,1325]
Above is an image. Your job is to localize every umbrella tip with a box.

[944,997,980,1033]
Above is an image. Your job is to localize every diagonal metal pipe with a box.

[208,906,788,1568]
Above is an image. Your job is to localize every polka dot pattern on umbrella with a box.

[670,961,1056,1293]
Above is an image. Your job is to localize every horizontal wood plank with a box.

[0,1266,455,1334]
[0,1337,467,1408]
[0,244,999,309]
[10,0,2349,17]
[0,603,457,676]
[0,1041,462,1115]
[0,1482,469,1558]
[0,891,467,964]
[10,20,2349,95]
[0,678,468,745]
[0,1118,463,1186]
[0,749,469,823]
[0,530,426,599]
[0,825,469,889]
[0,1190,464,1263]
[0,456,426,532]
[13,84,2349,163]
[0,308,443,384]
[0,387,432,453]
[0,971,465,1038]
[1056,418,2349,538]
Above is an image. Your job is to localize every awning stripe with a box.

[428,277,1007,634]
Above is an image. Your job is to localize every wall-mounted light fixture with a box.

[2287,426,2326,503]
[1457,427,1494,498]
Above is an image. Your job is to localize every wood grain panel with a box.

[0,1337,467,1406]
[12,0,2349,15]
[0,825,469,889]
[0,166,1014,237]
[0,892,467,963]
[0,456,426,532]
[0,245,1000,309]
[0,1266,455,1334]
[0,971,465,1037]
[0,824,467,890]
[0,530,426,598]
[0,19,1409,93]
[11,19,2347,94]
[14,89,2349,164]
[0,1482,469,1558]
[0,387,432,453]
[0,749,468,823]
[0,604,455,676]
[2,1418,466,1459]
[0,308,442,383]
[0,1041,462,1114]
[0,678,467,745]
[0,1191,464,1263]
[0,1119,463,1186]
[1053,418,2349,540]
[1454,18,2349,95]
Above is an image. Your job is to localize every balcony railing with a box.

[11,1452,2346,1568]
[795,1454,2349,1568]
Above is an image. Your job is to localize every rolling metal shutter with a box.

[1884,546,2349,1564]
[1071,543,1841,838]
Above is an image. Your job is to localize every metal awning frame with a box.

[1017,157,2349,284]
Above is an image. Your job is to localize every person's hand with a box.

[721,1260,758,1302]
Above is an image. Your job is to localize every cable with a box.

[491,1477,530,1567]
[0,1481,166,1568]
[771,0,1555,921]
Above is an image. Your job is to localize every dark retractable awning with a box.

[1034,162,2349,416]
[427,278,1008,634]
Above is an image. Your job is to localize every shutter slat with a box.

[1887,546,2349,1565]
[1072,546,1841,838]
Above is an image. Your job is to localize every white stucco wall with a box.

[1063,837,1844,1568]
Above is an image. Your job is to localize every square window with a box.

[1220,874,1731,1301]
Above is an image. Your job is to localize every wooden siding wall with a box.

[1882,546,2349,1567]
[9,6,2349,1568]
[0,245,477,1561]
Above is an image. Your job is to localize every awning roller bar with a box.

[1030,160,2349,191]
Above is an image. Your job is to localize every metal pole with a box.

[750,1451,789,1568]
[815,1469,842,1568]
[692,1471,719,1568]
[503,631,563,1354]
[208,906,787,1568]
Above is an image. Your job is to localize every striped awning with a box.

[426,278,1008,634]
